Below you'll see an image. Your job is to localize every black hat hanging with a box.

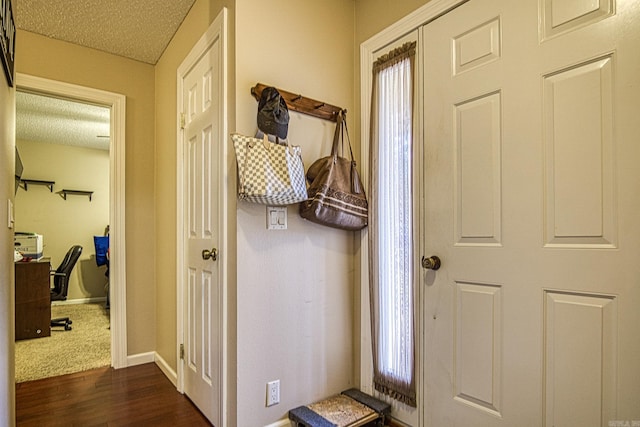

[257,87,290,139]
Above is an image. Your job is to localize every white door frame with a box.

[175,7,228,425]
[16,73,128,369]
[359,1,466,425]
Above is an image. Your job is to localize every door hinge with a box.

[180,113,186,130]
[180,343,185,360]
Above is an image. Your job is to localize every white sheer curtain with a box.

[368,42,416,407]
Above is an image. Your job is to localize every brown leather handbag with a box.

[299,111,368,230]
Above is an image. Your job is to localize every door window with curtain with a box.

[368,40,417,407]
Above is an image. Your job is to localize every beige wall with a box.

[0,51,16,427]
[355,0,429,45]
[15,140,109,300]
[15,30,157,356]
[235,1,356,425]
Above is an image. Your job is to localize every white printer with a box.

[14,233,44,260]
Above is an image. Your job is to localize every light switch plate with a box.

[266,206,287,230]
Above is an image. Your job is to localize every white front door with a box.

[422,0,640,425]
[178,13,226,426]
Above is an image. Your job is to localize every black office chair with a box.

[50,245,83,331]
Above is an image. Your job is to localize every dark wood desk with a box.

[15,260,51,340]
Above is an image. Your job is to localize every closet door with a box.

[178,12,226,426]
[421,0,640,425]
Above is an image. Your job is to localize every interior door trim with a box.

[16,72,128,369]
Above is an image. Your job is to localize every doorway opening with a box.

[14,74,127,378]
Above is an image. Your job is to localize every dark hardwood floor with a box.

[16,362,212,426]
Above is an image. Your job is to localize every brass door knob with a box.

[202,248,218,261]
[421,255,441,270]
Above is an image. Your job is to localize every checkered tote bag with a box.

[231,133,308,205]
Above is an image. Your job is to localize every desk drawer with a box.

[15,261,51,341]
[15,299,51,340]
[15,262,50,303]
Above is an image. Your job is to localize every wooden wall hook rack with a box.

[251,83,344,122]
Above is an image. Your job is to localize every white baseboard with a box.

[264,419,291,427]
[126,351,155,367]
[52,296,107,305]
[154,352,178,387]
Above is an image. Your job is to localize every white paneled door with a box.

[422,0,640,425]
[179,13,225,426]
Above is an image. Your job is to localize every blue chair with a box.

[93,235,109,309]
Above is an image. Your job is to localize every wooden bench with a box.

[289,388,391,427]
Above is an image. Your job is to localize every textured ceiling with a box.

[15,0,197,64]
[16,91,111,151]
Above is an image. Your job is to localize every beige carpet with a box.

[15,302,111,383]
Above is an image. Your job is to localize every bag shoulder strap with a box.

[342,112,355,162]
[330,111,344,158]
[330,110,357,162]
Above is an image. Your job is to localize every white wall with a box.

[235,1,357,425]
[0,55,16,427]
[15,140,109,300]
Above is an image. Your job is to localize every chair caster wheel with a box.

[65,325,72,331]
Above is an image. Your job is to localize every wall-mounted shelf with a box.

[251,83,344,123]
[20,179,55,192]
[58,189,94,201]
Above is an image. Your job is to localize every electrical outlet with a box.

[266,379,280,406]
